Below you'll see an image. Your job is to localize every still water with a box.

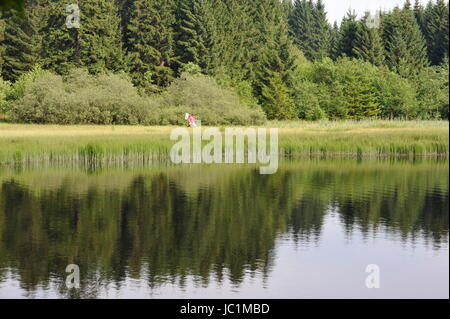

[0,159,448,299]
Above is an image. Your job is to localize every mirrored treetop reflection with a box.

[0,159,448,298]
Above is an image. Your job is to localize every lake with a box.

[0,159,448,299]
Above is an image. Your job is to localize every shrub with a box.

[9,69,150,124]
[413,63,449,120]
[6,66,53,101]
[0,77,10,114]
[9,69,266,126]
[293,57,420,120]
[144,73,266,126]
[292,81,326,120]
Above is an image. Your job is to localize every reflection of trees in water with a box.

[0,162,448,297]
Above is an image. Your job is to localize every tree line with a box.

[0,0,449,122]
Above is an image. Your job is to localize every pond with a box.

[0,159,448,299]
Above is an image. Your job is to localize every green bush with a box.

[6,66,53,101]
[144,73,266,126]
[9,68,150,124]
[292,81,326,120]
[0,77,10,114]
[9,69,266,126]
[293,57,423,120]
[413,63,449,120]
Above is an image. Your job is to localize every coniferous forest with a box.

[0,0,449,125]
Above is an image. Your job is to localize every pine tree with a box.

[0,13,5,72]
[310,0,331,60]
[344,77,380,119]
[43,0,125,75]
[353,12,385,67]
[127,0,176,90]
[424,0,449,65]
[176,0,222,74]
[217,0,256,82]
[289,0,315,60]
[329,21,339,59]
[289,0,330,61]
[254,0,297,119]
[413,0,426,33]
[1,0,48,81]
[382,6,429,77]
[261,72,296,120]
[336,10,359,58]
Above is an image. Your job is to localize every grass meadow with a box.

[0,120,448,165]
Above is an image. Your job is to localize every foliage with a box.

[413,61,449,119]
[126,0,176,90]
[0,76,10,113]
[293,57,423,119]
[145,73,267,125]
[9,68,149,124]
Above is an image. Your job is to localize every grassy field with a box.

[0,120,448,165]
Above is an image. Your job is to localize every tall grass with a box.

[0,121,448,166]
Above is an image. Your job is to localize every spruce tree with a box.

[0,13,5,72]
[289,0,315,60]
[353,13,385,67]
[310,0,331,60]
[336,10,359,58]
[218,0,256,82]
[43,0,125,75]
[176,0,222,74]
[127,0,176,90]
[424,0,449,65]
[254,0,297,119]
[289,0,330,61]
[329,21,339,59]
[382,6,429,77]
[1,0,48,81]
[413,0,426,33]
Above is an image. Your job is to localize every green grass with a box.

[0,121,448,165]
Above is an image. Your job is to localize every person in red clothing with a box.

[186,113,198,128]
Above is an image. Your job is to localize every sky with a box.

[322,0,428,24]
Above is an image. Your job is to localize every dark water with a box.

[0,159,448,299]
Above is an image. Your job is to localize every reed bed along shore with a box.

[0,121,448,166]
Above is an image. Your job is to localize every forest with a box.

[0,0,449,125]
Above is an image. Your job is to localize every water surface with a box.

[0,159,448,299]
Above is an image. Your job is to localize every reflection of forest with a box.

[0,160,448,297]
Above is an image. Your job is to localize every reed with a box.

[0,121,448,165]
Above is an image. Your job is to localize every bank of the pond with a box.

[0,121,448,165]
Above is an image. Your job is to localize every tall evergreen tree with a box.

[336,10,359,58]
[254,0,297,119]
[424,0,449,65]
[289,0,314,60]
[329,21,339,59]
[176,0,222,74]
[0,13,5,72]
[1,0,48,81]
[310,0,331,60]
[382,6,429,77]
[289,0,330,61]
[127,0,176,90]
[43,0,125,75]
[353,12,385,67]
[413,0,426,33]
[217,0,256,82]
